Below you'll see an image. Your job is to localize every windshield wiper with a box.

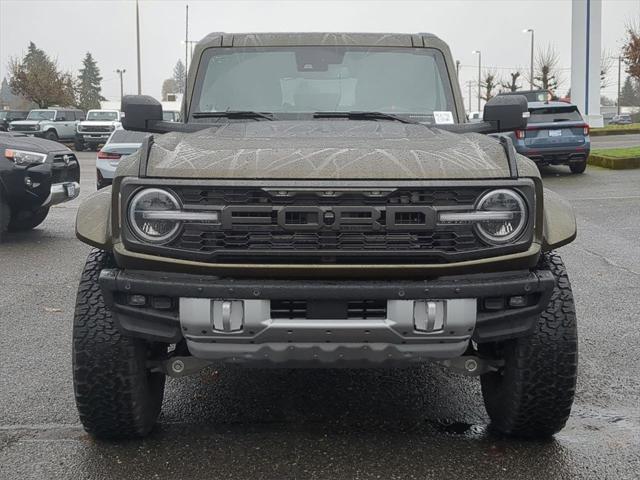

[313,111,421,124]
[192,110,273,121]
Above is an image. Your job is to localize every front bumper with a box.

[99,268,555,366]
[43,181,80,206]
[77,132,111,143]
[10,130,45,138]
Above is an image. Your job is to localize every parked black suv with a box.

[0,110,29,131]
[0,132,80,240]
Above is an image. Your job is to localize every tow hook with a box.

[149,356,213,378]
[438,356,503,376]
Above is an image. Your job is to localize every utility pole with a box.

[472,50,481,111]
[185,4,189,93]
[116,69,126,100]
[466,80,474,113]
[523,29,534,89]
[136,0,141,94]
[617,55,622,115]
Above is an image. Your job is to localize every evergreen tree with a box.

[77,52,105,111]
[620,76,638,106]
[173,60,186,94]
[161,78,178,100]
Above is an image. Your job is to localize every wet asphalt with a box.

[0,151,639,480]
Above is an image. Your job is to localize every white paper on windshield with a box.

[433,111,454,124]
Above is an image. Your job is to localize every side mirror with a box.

[483,95,528,132]
[121,95,162,131]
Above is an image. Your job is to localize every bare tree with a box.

[622,18,640,81]
[532,45,563,95]
[501,71,522,92]
[480,70,498,101]
[600,49,614,90]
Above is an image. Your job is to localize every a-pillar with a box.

[571,0,603,127]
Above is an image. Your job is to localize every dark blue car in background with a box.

[512,101,590,174]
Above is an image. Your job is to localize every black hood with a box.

[0,132,70,154]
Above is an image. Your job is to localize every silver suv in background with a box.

[609,114,633,125]
[75,109,122,151]
[9,108,85,142]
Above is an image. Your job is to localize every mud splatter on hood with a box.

[145,120,513,179]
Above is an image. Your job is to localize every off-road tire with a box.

[44,130,59,142]
[7,207,49,231]
[569,160,587,174]
[0,195,10,242]
[73,249,166,439]
[74,140,85,152]
[480,252,578,438]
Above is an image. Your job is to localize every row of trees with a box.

[477,45,580,102]
[7,42,105,111]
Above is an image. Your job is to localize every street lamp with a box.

[116,69,126,100]
[523,29,534,89]
[135,0,141,94]
[472,50,481,111]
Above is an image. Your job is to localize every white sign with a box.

[433,111,454,125]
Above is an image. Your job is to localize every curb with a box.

[590,128,640,137]
[588,154,640,169]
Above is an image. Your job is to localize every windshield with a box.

[87,111,118,121]
[529,106,583,123]
[27,110,56,121]
[0,112,7,120]
[191,46,456,122]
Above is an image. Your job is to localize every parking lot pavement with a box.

[591,133,640,149]
[0,152,639,479]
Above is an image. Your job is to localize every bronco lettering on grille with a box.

[221,205,437,232]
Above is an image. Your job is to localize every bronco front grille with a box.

[121,183,535,264]
[79,125,111,133]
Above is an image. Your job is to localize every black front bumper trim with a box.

[99,269,555,344]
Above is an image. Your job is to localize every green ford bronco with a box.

[73,32,578,440]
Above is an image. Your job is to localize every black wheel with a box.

[73,249,166,439]
[44,130,58,142]
[0,195,10,242]
[480,252,578,438]
[74,140,84,151]
[7,207,49,231]
[569,160,587,174]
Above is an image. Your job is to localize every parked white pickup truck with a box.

[75,109,122,151]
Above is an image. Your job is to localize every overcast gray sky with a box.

[1,0,638,106]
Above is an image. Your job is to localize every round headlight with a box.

[128,188,181,244]
[475,189,527,244]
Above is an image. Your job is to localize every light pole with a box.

[523,29,534,89]
[116,69,126,100]
[466,80,474,113]
[472,50,481,111]
[185,4,189,89]
[617,55,622,115]
[135,0,141,94]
